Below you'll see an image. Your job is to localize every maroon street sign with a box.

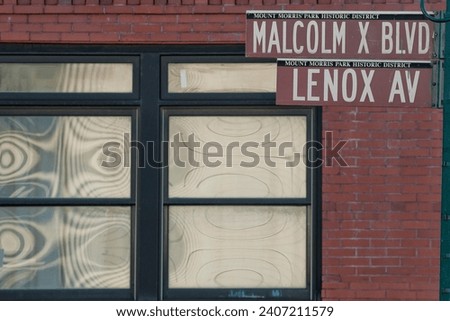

[246,11,435,60]
[276,59,434,107]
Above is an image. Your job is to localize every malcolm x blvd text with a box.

[246,12,435,60]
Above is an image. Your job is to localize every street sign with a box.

[276,59,434,107]
[246,11,436,60]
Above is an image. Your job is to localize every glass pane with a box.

[0,63,133,93]
[168,206,307,288]
[0,116,131,198]
[168,63,276,93]
[168,116,307,198]
[0,206,130,289]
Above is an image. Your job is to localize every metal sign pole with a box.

[441,6,450,301]
[421,0,450,301]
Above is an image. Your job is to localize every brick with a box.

[0,15,27,23]
[401,244,434,257]
[417,230,440,238]
[324,289,357,300]
[341,239,370,248]
[118,14,148,24]
[13,23,42,32]
[322,282,348,289]
[341,257,370,266]
[378,282,410,290]
[369,167,400,176]
[0,23,10,32]
[0,5,13,13]
[192,23,223,32]
[350,282,379,290]
[357,267,387,275]
[30,32,60,41]
[89,15,117,23]
[326,248,356,257]
[28,15,58,23]
[371,258,400,266]
[57,15,87,23]
[72,23,103,32]
[120,33,151,42]
[89,32,120,42]
[132,24,161,33]
[102,24,131,33]
[163,23,192,32]
[386,290,417,300]
[1,31,30,41]
[416,291,439,300]
[385,194,417,202]
[150,32,178,42]
[61,32,90,42]
[14,5,44,14]
[355,290,386,300]
[209,32,243,42]
[410,282,438,291]
[370,239,401,249]
[43,24,72,32]
[179,32,209,42]
[357,248,386,257]
[178,14,208,23]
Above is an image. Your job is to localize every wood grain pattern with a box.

[0,206,130,289]
[168,206,307,289]
[168,116,307,198]
[0,63,133,93]
[168,63,276,93]
[0,116,130,198]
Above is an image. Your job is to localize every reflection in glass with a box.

[0,206,130,289]
[0,116,131,198]
[0,63,133,93]
[168,116,307,198]
[168,206,307,288]
[168,63,276,93]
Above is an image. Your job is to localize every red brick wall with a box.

[322,106,442,300]
[0,0,445,300]
[0,0,445,43]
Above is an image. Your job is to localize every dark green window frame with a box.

[0,45,321,301]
